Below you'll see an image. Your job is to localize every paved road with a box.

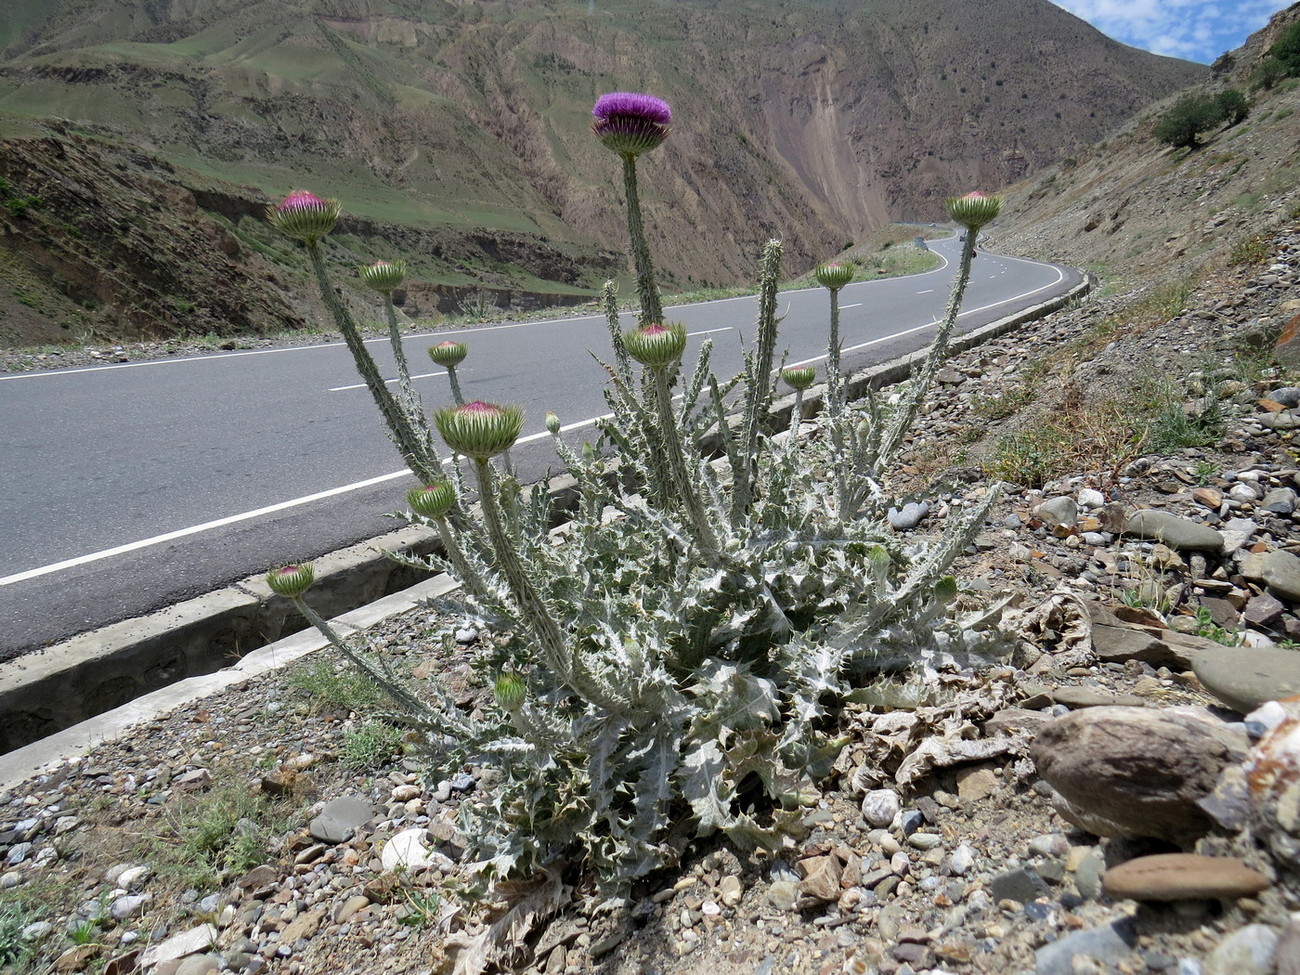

[0,236,1081,658]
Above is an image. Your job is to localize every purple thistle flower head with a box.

[591,91,672,158]
[592,92,672,125]
[278,190,328,212]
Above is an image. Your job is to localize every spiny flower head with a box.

[591,92,672,158]
[622,321,686,369]
[266,190,341,243]
[781,365,817,391]
[359,259,407,293]
[946,191,1002,232]
[266,563,314,598]
[544,410,561,435]
[435,400,524,461]
[407,481,456,520]
[814,261,855,291]
[427,340,468,368]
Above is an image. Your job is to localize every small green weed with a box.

[1228,233,1270,266]
[397,887,443,927]
[0,881,75,973]
[1191,459,1218,485]
[144,776,299,889]
[1140,375,1223,452]
[971,384,1035,420]
[289,656,386,715]
[1191,606,1240,646]
[342,720,405,771]
[986,428,1073,487]
[67,920,101,946]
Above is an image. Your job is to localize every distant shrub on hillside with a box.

[1254,19,1300,89]
[1215,89,1250,126]
[1154,93,1224,149]
[1270,19,1300,74]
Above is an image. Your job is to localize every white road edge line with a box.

[1,411,622,587]
[0,472,412,587]
[784,261,1065,368]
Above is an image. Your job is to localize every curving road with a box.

[0,236,1082,658]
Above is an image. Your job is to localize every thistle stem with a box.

[293,596,432,719]
[789,389,805,438]
[622,154,663,327]
[826,287,844,415]
[472,459,571,680]
[432,516,492,606]
[306,243,440,483]
[601,279,633,385]
[653,368,720,559]
[877,230,979,469]
[446,364,466,406]
[384,294,417,412]
[731,239,783,523]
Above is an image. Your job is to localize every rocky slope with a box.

[998,2,1300,292]
[0,0,1205,345]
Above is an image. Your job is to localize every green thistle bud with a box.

[434,400,524,461]
[493,672,526,711]
[946,191,1002,231]
[934,575,959,604]
[407,481,455,520]
[266,190,341,244]
[427,341,468,368]
[267,563,314,598]
[622,322,687,369]
[358,259,407,293]
[544,410,561,435]
[781,365,816,391]
[814,261,855,291]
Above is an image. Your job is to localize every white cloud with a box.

[1049,0,1282,62]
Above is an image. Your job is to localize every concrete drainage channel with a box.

[0,274,1088,781]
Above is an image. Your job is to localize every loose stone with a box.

[1102,854,1270,902]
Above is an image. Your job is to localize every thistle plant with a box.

[428,340,469,405]
[266,191,443,484]
[270,96,1008,892]
[592,92,671,325]
[359,259,419,417]
[781,365,816,437]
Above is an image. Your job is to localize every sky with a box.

[1049,0,1284,63]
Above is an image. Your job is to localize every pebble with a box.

[887,501,930,530]
[1034,918,1137,975]
[1124,510,1225,552]
[308,796,375,845]
[1203,924,1280,975]
[1193,644,1300,713]
[1102,854,1270,901]
[110,894,149,921]
[948,844,976,876]
[861,789,901,828]
[767,881,799,912]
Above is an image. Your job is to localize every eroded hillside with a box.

[0,0,1206,344]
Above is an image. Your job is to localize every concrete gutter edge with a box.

[0,574,460,793]
[0,269,1088,786]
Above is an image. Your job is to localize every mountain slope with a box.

[0,0,1206,344]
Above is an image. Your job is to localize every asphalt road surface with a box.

[0,236,1082,658]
